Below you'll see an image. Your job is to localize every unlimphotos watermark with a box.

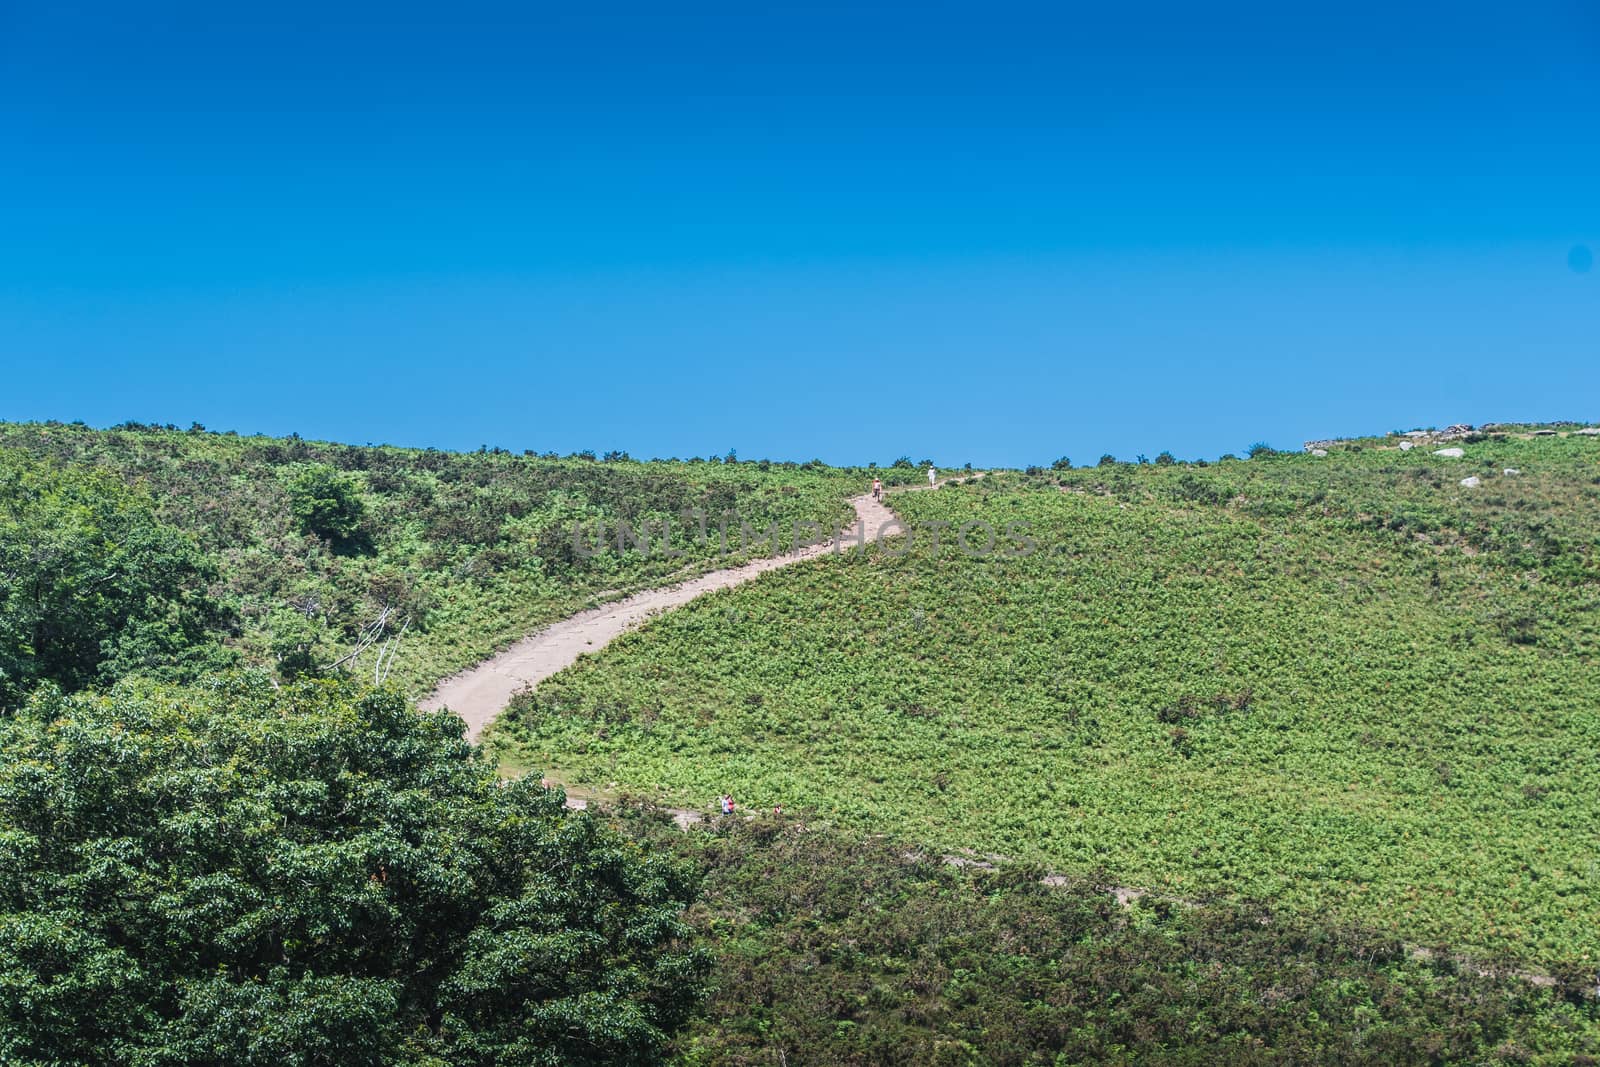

[569,509,1037,560]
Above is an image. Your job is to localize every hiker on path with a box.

[927,465,937,487]
[720,794,735,815]
[872,476,882,501]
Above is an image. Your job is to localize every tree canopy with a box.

[283,463,372,554]
[0,677,706,1066]
[0,452,231,707]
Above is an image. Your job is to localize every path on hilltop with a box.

[421,480,957,739]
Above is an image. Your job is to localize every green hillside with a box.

[621,808,1600,1065]
[6,420,1600,1062]
[495,429,1600,968]
[0,421,871,696]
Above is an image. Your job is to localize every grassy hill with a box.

[494,428,1600,969]
[7,419,1600,1062]
[0,421,875,695]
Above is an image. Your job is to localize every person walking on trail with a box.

[872,476,883,502]
[719,794,734,815]
[927,465,937,487]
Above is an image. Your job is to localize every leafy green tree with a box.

[0,452,231,706]
[264,600,331,679]
[284,464,371,553]
[1051,456,1072,470]
[0,677,707,1066]
[1154,450,1177,465]
[1097,453,1118,467]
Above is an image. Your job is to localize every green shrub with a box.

[285,463,372,554]
[0,677,707,1065]
[0,452,232,706]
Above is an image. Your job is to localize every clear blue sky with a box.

[3,2,1596,466]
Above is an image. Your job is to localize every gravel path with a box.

[421,488,910,739]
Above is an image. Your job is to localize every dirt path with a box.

[421,486,921,739]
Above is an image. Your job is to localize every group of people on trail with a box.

[870,466,937,502]
[717,794,783,818]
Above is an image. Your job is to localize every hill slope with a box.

[0,421,873,695]
[495,429,1600,967]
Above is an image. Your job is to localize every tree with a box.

[1097,454,1118,467]
[1154,451,1177,466]
[0,452,231,707]
[1051,456,1072,471]
[284,464,371,553]
[1247,441,1279,459]
[0,677,707,1066]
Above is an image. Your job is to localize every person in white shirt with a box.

[927,466,937,487]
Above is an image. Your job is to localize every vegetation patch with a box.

[497,437,1600,967]
[0,421,875,696]
[607,809,1600,1066]
[0,677,705,1066]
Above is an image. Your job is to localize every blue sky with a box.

[3,2,1596,466]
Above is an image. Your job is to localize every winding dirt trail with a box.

[421,487,913,740]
